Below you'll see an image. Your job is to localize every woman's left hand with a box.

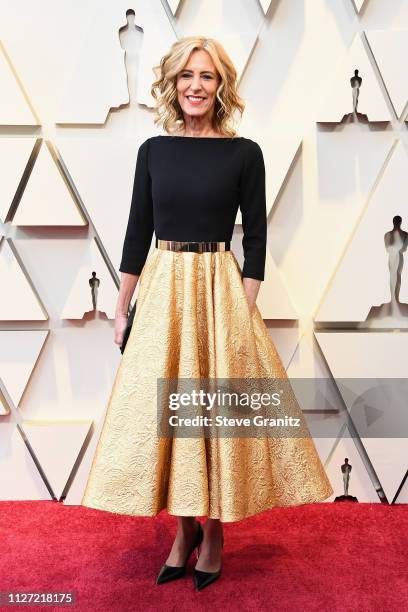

[242,277,261,315]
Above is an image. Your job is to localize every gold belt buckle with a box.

[156,239,229,252]
[174,241,191,252]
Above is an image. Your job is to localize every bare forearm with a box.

[242,277,261,313]
[115,272,139,317]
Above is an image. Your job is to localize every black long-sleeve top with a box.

[119,135,267,281]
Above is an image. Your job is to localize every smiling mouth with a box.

[186,95,206,102]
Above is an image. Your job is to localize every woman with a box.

[81,36,333,591]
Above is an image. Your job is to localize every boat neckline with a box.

[158,135,243,140]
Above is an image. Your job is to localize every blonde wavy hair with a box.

[150,36,245,138]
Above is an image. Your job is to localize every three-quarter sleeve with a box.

[239,140,267,281]
[119,138,154,275]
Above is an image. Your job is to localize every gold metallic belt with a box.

[155,239,230,253]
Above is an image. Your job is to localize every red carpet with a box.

[0,501,407,611]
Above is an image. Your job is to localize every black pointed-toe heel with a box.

[156,521,204,585]
[192,534,224,591]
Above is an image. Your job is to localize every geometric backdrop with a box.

[1,0,408,507]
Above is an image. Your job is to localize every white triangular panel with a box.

[237,131,300,219]
[220,32,259,84]
[56,136,155,299]
[316,126,393,209]
[289,333,333,378]
[0,331,48,407]
[0,239,47,321]
[231,233,298,320]
[314,334,408,502]
[362,438,408,502]
[173,1,259,84]
[316,332,408,496]
[289,331,348,409]
[352,0,367,13]
[317,34,391,123]
[16,325,121,421]
[65,407,107,506]
[309,433,342,471]
[315,332,408,379]
[167,0,182,15]
[60,240,118,319]
[315,128,394,324]
[0,138,37,222]
[56,21,128,123]
[316,141,407,323]
[257,249,298,319]
[367,30,408,119]
[259,0,273,14]
[55,136,146,268]
[12,141,86,226]
[0,422,51,500]
[395,475,408,503]
[325,434,380,502]
[287,335,346,463]
[313,437,340,471]
[22,420,92,499]
[265,327,301,371]
[55,1,176,123]
[0,42,38,126]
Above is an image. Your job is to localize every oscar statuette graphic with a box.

[366,215,408,321]
[335,458,358,502]
[347,68,368,122]
[350,69,362,114]
[89,271,100,311]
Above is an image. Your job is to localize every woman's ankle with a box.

[177,516,198,538]
[203,518,223,537]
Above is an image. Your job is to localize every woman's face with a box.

[176,49,220,121]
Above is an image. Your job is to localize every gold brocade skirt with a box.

[81,247,334,522]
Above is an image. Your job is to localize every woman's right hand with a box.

[114,313,129,347]
[115,271,139,347]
